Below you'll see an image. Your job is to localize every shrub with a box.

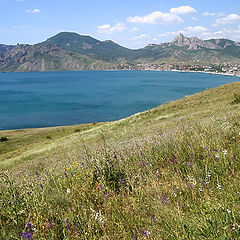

[0,136,8,142]
[232,93,240,104]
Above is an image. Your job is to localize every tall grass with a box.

[0,112,239,239]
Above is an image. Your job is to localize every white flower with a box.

[215,153,220,158]
[19,210,24,214]
[67,189,70,194]
[90,208,107,224]
[227,209,231,213]
[207,172,211,178]
[217,184,222,190]
[223,149,228,156]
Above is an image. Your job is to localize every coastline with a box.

[168,69,240,78]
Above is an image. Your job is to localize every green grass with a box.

[0,82,239,239]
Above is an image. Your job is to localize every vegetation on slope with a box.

[0,83,239,239]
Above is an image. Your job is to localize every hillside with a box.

[0,83,239,239]
[1,32,240,72]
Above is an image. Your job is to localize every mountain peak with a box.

[172,33,189,46]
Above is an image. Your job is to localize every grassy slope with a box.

[1,82,239,172]
[0,82,240,239]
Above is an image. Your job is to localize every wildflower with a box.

[142,230,150,237]
[172,192,177,197]
[141,160,146,167]
[120,178,124,185]
[215,153,220,158]
[90,208,107,224]
[227,209,231,213]
[26,222,32,229]
[184,162,193,167]
[151,214,156,224]
[20,232,33,240]
[217,184,222,190]
[19,210,24,214]
[133,235,138,240]
[67,189,70,194]
[99,184,103,190]
[161,195,167,204]
[66,224,71,231]
[48,221,54,228]
[223,149,228,156]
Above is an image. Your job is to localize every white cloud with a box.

[26,8,40,13]
[130,27,139,32]
[215,13,240,25]
[192,17,198,21]
[97,22,127,34]
[33,8,40,13]
[132,34,149,40]
[98,24,111,30]
[170,6,197,15]
[127,11,183,25]
[183,26,208,33]
[203,12,215,17]
[158,31,177,37]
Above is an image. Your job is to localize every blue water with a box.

[0,71,238,130]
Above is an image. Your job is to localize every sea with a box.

[0,70,238,130]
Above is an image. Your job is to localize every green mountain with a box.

[42,32,135,62]
[1,32,240,72]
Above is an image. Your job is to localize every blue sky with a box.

[1,0,240,48]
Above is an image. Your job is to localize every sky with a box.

[1,0,240,49]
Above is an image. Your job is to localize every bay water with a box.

[0,70,238,130]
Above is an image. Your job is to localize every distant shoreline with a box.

[1,69,240,77]
[168,69,240,78]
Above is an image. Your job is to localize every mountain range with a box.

[1,32,240,72]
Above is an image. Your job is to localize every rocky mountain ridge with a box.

[0,32,240,72]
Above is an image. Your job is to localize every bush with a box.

[0,136,8,142]
[232,93,240,104]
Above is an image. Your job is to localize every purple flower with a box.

[141,160,146,167]
[142,230,150,237]
[184,162,193,167]
[66,218,69,224]
[188,183,193,189]
[120,178,124,185]
[161,195,167,204]
[66,224,71,231]
[133,235,138,239]
[20,232,33,240]
[151,214,156,224]
[26,222,32,228]
[99,184,103,190]
[48,221,54,228]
